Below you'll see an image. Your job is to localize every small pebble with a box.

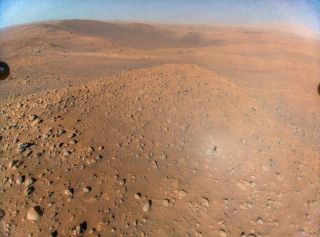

[63,150,71,156]
[31,118,42,126]
[9,160,18,169]
[29,115,38,121]
[64,188,74,196]
[163,199,170,207]
[57,129,65,135]
[219,229,227,237]
[16,175,25,185]
[134,193,141,199]
[257,217,263,224]
[24,186,35,196]
[178,189,187,198]
[143,200,152,212]
[25,177,36,187]
[0,209,5,221]
[83,186,91,193]
[201,197,210,206]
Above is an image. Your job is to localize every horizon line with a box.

[1,18,319,40]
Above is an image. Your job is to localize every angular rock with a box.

[27,206,42,221]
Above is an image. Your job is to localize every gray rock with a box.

[18,143,32,153]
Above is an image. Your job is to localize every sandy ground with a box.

[0,20,319,237]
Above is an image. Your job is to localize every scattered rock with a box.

[16,175,25,185]
[24,186,35,196]
[74,221,87,234]
[8,160,18,169]
[57,129,66,135]
[18,143,32,153]
[62,150,71,156]
[25,177,36,187]
[98,146,104,151]
[27,206,42,221]
[64,188,74,196]
[205,146,217,155]
[29,115,38,121]
[87,147,94,153]
[119,179,126,186]
[162,199,170,207]
[178,189,187,198]
[201,197,210,207]
[31,118,42,126]
[219,229,227,237]
[257,217,263,224]
[68,132,76,138]
[152,160,158,168]
[83,186,91,193]
[50,230,58,237]
[134,193,142,199]
[0,209,5,221]
[143,200,152,212]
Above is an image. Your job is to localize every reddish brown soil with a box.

[0,20,319,237]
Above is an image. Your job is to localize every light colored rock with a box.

[163,199,170,207]
[219,229,227,237]
[201,197,210,207]
[143,200,151,212]
[134,193,141,199]
[16,175,25,185]
[27,206,42,221]
[83,186,91,193]
[25,177,35,187]
[64,188,73,196]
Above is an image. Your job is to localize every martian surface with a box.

[0,19,319,237]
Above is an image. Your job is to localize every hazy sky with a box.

[1,0,320,35]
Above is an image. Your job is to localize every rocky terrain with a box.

[0,20,319,237]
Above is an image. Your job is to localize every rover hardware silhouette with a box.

[0,61,10,80]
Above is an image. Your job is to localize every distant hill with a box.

[2,19,216,50]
